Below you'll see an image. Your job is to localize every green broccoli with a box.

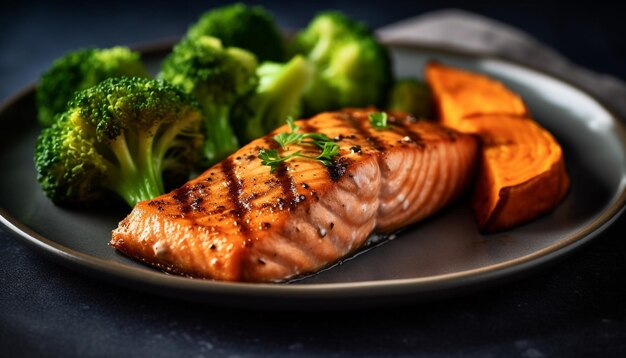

[387,79,433,118]
[232,55,314,143]
[290,11,393,116]
[36,46,149,128]
[159,36,258,165]
[34,77,204,207]
[186,3,286,62]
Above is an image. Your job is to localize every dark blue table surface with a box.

[2,1,625,357]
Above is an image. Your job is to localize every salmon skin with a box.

[111,109,478,282]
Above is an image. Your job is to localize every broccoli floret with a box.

[232,55,314,143]
[186,3,286,62]
[36,46,149,128]
[159,36,258,165]
[387,79,432,118]
[290,11,370,63]
[291,11,393,116]
[34,77,204,207]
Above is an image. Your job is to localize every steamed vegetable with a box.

[34,77,204,207]
[186,3,286,62]
[35,6,402,210]
[232,55,314,143]
[387,78,432,118]
[290,11,393,116]
[36,47,149,128]
[159,36,258,165]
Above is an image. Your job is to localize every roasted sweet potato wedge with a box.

[426,62,570,232]
[425,62,528,127]
[457,115,570,232]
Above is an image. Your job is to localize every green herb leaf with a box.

[273,117,304,149]
[260,118,340,172]
[368,111,389,130]
[273,117,334,150]
[316,141,340,165]
[258,148,303,173]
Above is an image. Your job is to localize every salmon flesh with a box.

[110,109,478,282]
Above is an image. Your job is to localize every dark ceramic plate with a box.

[1,42,625,310]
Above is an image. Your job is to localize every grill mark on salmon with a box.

[391,120,426,148]
[221,158,250,235]
[111,109,479,282]
[265,123,311,209]
[388,113,431,148]
[343,111,388,153]
[303,119,353,182]
[275,162,300,211]
[298,120,316,135]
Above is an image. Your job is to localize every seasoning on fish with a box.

[110,109,478,282]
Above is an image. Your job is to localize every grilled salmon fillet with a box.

[110,109,478,282]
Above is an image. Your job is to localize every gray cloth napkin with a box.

[377,9,626,118]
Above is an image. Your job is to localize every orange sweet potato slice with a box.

[426,62,570,233]
[457,116,570,232]
[425,62,528,127]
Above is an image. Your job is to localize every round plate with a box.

[1,42,625,310]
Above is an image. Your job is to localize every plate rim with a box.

[2,40,626,307]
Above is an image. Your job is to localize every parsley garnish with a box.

[369,111,389,130]
[259,118,340,173]
[273,118,334,148]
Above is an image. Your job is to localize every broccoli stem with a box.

[262,56,312,129]
[104,133,164,206]
[309,36,333,64]
[242,56,313,141]
[154,110,202,162]
[202,106,239,164]
[137,131,165,194]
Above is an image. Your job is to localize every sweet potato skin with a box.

[460,115,570,232]
[478,158,569,232]
[426,62,570,233]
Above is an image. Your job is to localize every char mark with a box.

[297,120,315,137]
[343,112,388,152]
[262,130,300,210]
[172,183,206,214]
[304,119,352,182]
[221,157,251,234]
[274,162,300,210]
[327,157,350,182]
[391,120,426,148]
